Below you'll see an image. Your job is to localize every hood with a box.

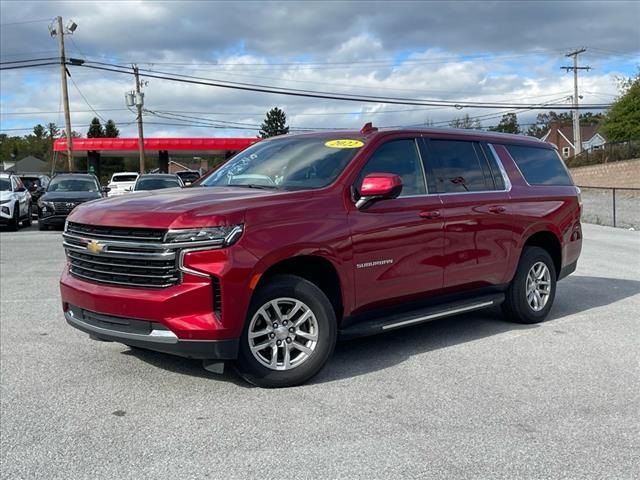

[0,191,16,202]
[41,191,103,203]
[68,186,294,229]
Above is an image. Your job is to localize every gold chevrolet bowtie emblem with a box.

[86,240,105,254]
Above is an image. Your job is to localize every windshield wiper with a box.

[229,183,280,190]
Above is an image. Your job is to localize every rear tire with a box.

[503,246,557,324]
[236,274,337,388]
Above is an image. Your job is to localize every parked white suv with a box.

[107,172,139,196]
[0,173,32,230]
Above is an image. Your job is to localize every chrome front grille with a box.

[63,223,179,288]
[53,201,80,215]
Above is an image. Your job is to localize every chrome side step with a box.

[339,293,504,340]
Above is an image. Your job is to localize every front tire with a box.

[23,204,32,227]
[503,246,557,324]
[9,204,19,231]
[236,274,337,388]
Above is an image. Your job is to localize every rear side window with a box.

[358,139,426,196]
[427,140,492,193]
[506,145,573,186]
[112,174,138,182]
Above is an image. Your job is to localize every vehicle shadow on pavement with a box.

[313,275,640,385]
[120,275,639,387]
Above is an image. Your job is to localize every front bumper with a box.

[0,203,15,223]
[65,305,238,359]
[39,214,68,227]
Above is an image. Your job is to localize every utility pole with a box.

[133,65,146,173]
[51,16,75,171]
[562,48,590,157]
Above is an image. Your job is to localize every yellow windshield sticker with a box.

[324,139,365,149]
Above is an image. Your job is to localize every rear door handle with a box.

[419,210,441,219]
[488,205,506,214]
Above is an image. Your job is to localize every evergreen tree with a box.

[87,117,105,138]
[47,123,60,139]
[259,107,289,138]
[104,119,120,138]
[449,114,481,129]
[490,113,521,134]
[33,124,46,139]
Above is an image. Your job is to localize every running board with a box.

[339,293,504,340]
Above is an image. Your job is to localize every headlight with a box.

[163,224,243,247]
[0,199,10,204]
[38,200,54,208]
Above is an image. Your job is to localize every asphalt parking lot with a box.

[1,223,638,479]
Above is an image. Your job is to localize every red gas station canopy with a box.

[54,137,259,156]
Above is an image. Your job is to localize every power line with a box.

[76,61,611,110]
[0,18,52,27]
[68,73,108,123]
[0,57,59,65]
[0,62,60,71]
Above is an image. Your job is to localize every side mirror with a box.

[355,173,403,209]
[102,186,111,194]
[15,186,26,192]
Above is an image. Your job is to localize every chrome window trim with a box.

[413,138,430,195]
[487,143,512,192]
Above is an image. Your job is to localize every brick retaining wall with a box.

[569,159,640,188]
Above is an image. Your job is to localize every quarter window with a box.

[358,139,427,196]
[427,140,492,193]
[506,145,574,186]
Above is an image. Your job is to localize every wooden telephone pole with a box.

[133,65,146,173]
[53,16,74,171]
[562,49,591,156]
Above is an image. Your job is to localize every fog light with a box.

[1,207,8,215]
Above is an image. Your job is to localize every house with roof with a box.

[2,155,48,173]
[541,122,607,159]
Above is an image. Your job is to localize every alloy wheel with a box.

[248,297,319,371]
[526,261,552,312]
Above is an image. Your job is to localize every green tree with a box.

[87,117,105,138]
[602,71,640,141]
[490,113,521,134]
[104,119,120,138]
[33,124,46,139]
[259,107,289,138]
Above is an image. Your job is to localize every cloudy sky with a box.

[1,0,638,139]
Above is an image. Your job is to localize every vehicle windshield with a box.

[48,177,99,192]
[176,172,200,183]
[200,136,364,190]
[112,174,138,182]
[0,178,10,191]
[135,178,181,191]
[20,177,40,190]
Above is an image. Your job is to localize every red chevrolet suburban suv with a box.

[60,124,582,387]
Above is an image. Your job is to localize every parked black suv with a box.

[19,174,51,217]
[38,174,104,230]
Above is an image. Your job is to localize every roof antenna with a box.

[360,122,378,134]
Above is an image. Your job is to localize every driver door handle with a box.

[420,210,441,219]
[489,205,506,214]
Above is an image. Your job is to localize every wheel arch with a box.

[255,255,345,322]
[521,230,562,279]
